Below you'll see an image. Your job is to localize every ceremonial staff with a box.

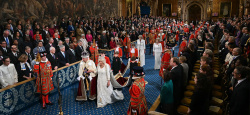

[55,58,63,115]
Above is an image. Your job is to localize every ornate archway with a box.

[182,0,207,22]
[188,4,201,23]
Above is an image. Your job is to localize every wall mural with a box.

[0,0,118,23]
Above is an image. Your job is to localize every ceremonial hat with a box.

[81,51,89,58]
[132,66,145,79]
[40,51,47,57]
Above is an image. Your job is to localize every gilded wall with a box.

[0,0,118,22]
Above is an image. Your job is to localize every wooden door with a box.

[188,4,201,23]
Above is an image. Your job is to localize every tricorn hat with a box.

[132,66,145,79]
[40,51,47,57]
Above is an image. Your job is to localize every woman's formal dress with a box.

[97,64,113,108]
[137,39,146,66]
[153,43,162,69]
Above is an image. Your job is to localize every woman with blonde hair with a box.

[153,38,162,69]
[16,54,32,82]
[97,57,113,107]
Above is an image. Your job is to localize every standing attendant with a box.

[33,52,54,109]
[123,34,131,58]
[127,66,148,115]
[137,35,146,67]
[129,43,138,62]
[153,38,162,70]
[112,51,121,75]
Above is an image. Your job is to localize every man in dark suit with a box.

[57,45,69,68]
[0,41,11,55]
[24,46,34,65]
[63,37,70,51]
[1,30,13,48]
[226,48,247,79]
[229,66,250,115]
[46,47,58,70]
[45,38,56,53]
[15,25,24,38]
[42,26,50,45]
[66,43,77,64]
[0,50,3,65]
[75,41,84,61]
[7,19,16,33]
[170,57,184,113]
[60,18,67,31]
[8,45,20,65]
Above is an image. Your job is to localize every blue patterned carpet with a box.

[15,45,179,115]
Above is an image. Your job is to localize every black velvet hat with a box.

[40,51,47,57]
[132,66,145,78]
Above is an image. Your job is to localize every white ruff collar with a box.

[41,58,48,63]
[131,48,135,53]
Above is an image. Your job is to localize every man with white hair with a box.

[46,47,58,70]
[1,30,13,48]
[76,51,97,101]
[57,45,69,68]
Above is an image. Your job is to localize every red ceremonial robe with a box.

[178,40,187,57]
[159,52,171,77]
[34,61,54,95]
[127,78,148,115]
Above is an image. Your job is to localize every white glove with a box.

[136,59,138,62]
[77,76,85,81]
[88,76,92,81]
[125,46,127,48]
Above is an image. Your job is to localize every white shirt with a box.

[235,78,247,87]
[131,48,135,53]
[0,64,18,87]
[115,47,119,52]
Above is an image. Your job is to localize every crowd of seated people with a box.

[0,16,249,115]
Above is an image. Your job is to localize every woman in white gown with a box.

[96,57,124,108]
[97,57,113,108]
[153,38,162,70]
[137,35,146,67]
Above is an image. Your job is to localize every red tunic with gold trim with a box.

[129,48,138,58]
[89,46,95,60]
[159,52,171,77]
[123,37,131,58]
[33,60,54,95]
[115,47,123,58]
[127,78,148,115]
[178,40,187,57]
[183,27,189,33]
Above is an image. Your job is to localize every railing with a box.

[0,40,137,114]
[0,61,81,114]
